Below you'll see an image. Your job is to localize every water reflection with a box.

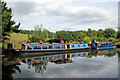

[2,49,118,79]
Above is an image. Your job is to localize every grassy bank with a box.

[4,33,30,49]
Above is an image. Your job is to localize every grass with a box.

[4,33,30,49]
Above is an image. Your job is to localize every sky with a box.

[4,0,119,32]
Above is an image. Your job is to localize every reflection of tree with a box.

[85,49,117,58]
[84,54,92,58]
[104,50,117,58]
[2,64,21,80]
[28,62,48,75]
[2,50,21,80]
[117,51,120,58]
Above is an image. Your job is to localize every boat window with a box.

[111,43,114,45]
[101,44,104,46]
[43,45,47,49]
[49,45,53,49]
[72,45,74,47]
[34,46,41,49]
[78,45,80,47]
[80,44,83,47]
[67,45,70,48]
[84,45,86,47]
[54,45,60,49]
[98,43,100,46]
[62,45,65,49]
[27,46,32,50]
[106,43,109,46]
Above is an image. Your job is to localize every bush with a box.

[83,36,91,44]
[108,37,116,42]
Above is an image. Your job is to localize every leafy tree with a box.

[104,28,116,38]
[87,28,97,39]
[83,36,91,44]
[117,27,120,38]
[76,32,86,41]
[97,29,105,38]
[108,37,116,42]
[1,1,20,42]
[56,30,71,39]
[30,26,48,42]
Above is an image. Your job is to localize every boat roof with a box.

[96,42,113,44]
[22,43,86,46]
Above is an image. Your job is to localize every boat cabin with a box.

[91,42,115,49]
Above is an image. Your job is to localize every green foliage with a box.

[30,27,48,42]
[83,36,91,44]
[56,30,71,39]
[4,33,29,49]
[87,28,97,39]
[76,32,86,41]
[1,1,20,42]
[108,37,116,42]
[104,28,116,38]
[19,30,32,34]
[117,31,120,38]
[97,29,105,38]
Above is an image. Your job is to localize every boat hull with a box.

[96,45,116,50]
[11,47,90,54]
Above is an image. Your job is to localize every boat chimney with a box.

[40,40,42,44]
[60,40,64,44]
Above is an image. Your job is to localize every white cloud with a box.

[4,0,118,32]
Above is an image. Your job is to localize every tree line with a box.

[19,25,120,44]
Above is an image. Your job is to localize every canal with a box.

[2,49,119,79]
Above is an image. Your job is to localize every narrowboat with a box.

[91,39,116,50]
[11,40,90,53]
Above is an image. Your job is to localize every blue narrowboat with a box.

[13,41,89,53]
[91,41,116,50]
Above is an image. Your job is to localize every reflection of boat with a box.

[24,52,90,64]
[91,39,116,50]
[11,40,90,53]
[51,58,72,64]
[91,49,117,57]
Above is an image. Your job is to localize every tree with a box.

[56,30,71,39]
[117,27,120,38]
[1,1,20,42]
[104,28,116,38]
[97,29,105,38]
[30,26,48,42]
[87,28,97,39]
[83,36,91,44]
[76,32,86,41]
[108,37,116,42]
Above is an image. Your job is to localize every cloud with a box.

[13,54,118,78]
[4,0,118,32]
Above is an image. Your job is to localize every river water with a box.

[2,49,119,79]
